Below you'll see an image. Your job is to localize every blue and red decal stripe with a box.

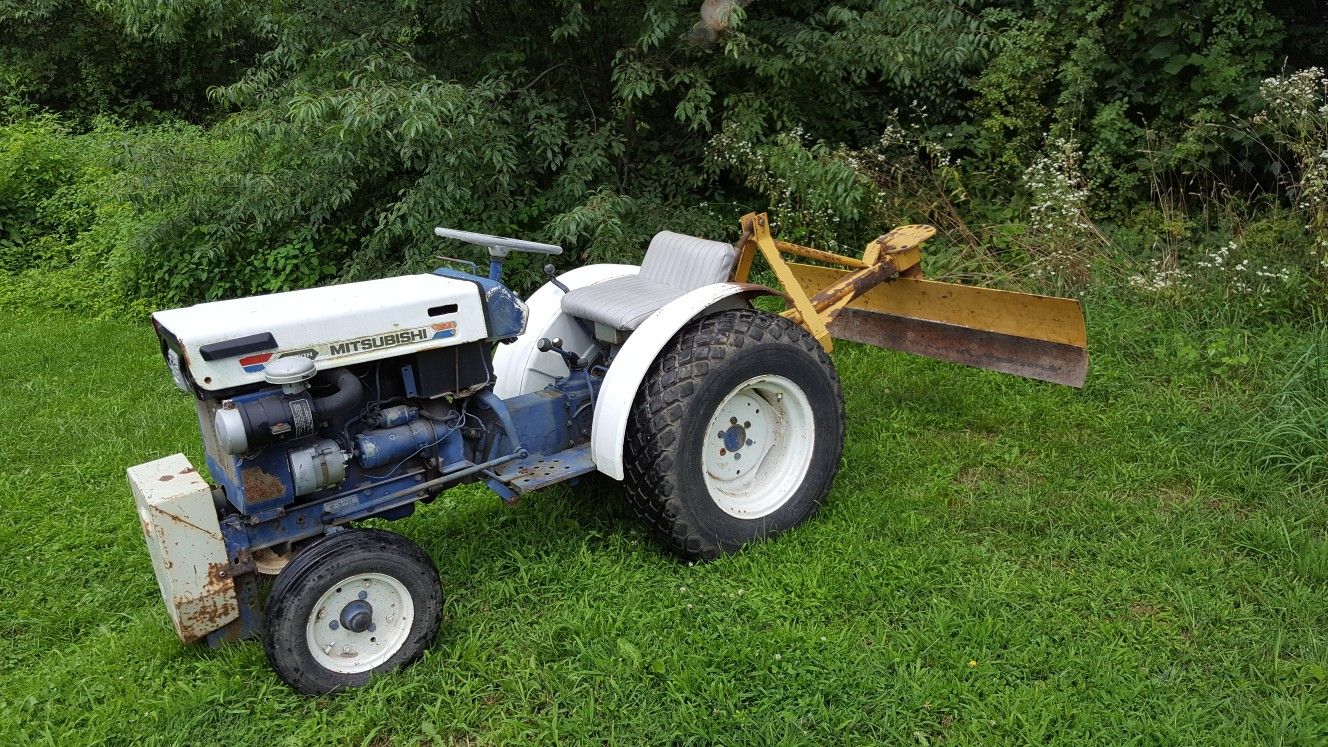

[239,352,273,373]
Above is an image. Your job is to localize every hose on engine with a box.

[312,368,364,420]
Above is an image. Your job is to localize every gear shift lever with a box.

[536,337,583,369]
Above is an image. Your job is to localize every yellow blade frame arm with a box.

[731,212,1088,387]
[734,212,934,352]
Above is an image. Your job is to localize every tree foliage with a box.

[0,0,255,121]
[1,0,1324,308]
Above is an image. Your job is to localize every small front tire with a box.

[263,528,443,694]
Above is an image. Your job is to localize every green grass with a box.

[1,297,1326,745]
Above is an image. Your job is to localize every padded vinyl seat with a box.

[560,231,738,331]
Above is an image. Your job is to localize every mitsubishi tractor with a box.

[128,212,1088,693]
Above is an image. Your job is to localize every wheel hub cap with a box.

[721,422,750,453]
[339,599,373,633]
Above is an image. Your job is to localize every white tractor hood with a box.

[153,274,490,392]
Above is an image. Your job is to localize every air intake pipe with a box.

[309,369,364,420]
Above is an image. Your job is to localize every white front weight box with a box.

[128,454,238,643]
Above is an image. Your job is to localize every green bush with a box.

[0,1,1326,319]
[0,0,257,123]
[0,115,82,270]
[0,117,215,315]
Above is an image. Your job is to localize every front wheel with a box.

[624,309,845,561]
[263,528,443,694]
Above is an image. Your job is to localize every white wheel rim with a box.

[305,572,414,674]
[701,374,815,519]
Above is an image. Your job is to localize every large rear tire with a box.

[623,309,845,561]
[263,528,442,694]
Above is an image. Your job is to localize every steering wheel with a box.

[434,226,563,258]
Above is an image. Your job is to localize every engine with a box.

[151,270,594,524]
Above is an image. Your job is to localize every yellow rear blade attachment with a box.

[785,263,1089,388]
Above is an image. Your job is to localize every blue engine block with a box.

[200,364,598,645]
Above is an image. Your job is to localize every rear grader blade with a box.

[735,213,1088,388]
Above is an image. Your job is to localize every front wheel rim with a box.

[305,572,415,674]
[701,374,815,519]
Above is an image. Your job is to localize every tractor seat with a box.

[561,231,738,334]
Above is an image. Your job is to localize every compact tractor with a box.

[129,213,1087,693]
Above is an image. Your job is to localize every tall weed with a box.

[1248,327,1328,490]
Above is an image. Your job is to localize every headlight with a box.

[166,348,191,393]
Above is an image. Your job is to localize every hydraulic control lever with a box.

[537,337,584,370]
[544,264,570,294]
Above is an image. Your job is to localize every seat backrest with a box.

[639,231,738,290]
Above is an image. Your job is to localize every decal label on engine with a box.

[235,323,458,372]
[289,398,314,435]
[280,348,318,361]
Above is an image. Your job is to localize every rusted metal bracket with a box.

[216,548,256,579]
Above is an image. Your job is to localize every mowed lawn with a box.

[1,298,1325,745]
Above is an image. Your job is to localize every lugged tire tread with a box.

[622,308,844,561]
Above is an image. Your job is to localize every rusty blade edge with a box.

[828,308,1089,388]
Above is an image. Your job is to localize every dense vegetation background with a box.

[2,0,1326,313]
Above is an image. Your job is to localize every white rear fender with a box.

[492,264,639,398]
[590,282,779,480]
